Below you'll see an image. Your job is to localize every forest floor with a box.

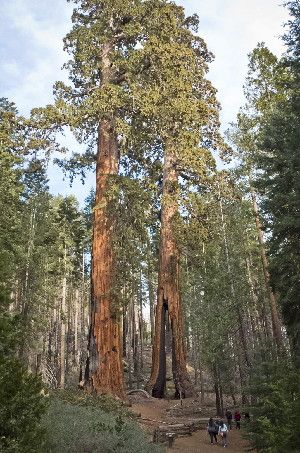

[130,395,250,453]
[165,428,249,452]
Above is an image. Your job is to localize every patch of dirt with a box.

[130,395,250,452]
[167,428,249,452]
[131,395,170,426]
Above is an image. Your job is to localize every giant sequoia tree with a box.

[43,0,153,398]
[130,4,222,398]
[33,0,223,399]
[37,0,186,398]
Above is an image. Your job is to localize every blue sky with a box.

[0,0,289,204]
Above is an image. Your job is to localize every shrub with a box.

[0,294,48,452]
[43,392,162,453]
[245,358,300,453]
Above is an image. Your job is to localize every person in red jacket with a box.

[234,410,241,429]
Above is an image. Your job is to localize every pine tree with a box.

[229,36,300,366]
[0,98,24,287]
[226,45,288,354]
[0,99,48,452]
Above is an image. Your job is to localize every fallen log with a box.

[158,423,192,430]
[153,423,192,443]
[127,389,151,398]
[141,417,167,424]
[153,418,209,443]
[159,422,203,433]
[153,427,190,443]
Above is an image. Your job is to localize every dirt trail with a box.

[166,428,249,452]
[131,396,249,453]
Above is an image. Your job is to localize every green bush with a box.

[245,358,300,453]
[0,359,48,453]
[0,294,48,452]
[43,392,162,453]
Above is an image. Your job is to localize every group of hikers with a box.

[207,409,249,447]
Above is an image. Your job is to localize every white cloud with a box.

[179,0,289,127]
[2,62,19,78]
[1,0,72,115]
[4,0,71,52]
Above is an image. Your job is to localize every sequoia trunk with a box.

[87,42,124,399]
[146,149,193,398]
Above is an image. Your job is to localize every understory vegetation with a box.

[42,392,162,453]
[244,355,300,452]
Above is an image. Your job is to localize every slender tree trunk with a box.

[133,301,141,388]
[192,336,198,385]
[60,248,67,389]
[127,296,133,390]
[230,385,237,406]
[146,149,193,398]
[245,256,267,348]
[217,366,224,416]
[192,335,205,403]
[20,206,37,361]
[236,342,248,405]
[138,272,144,370]
[213,363,222,416]
[35,353,41,375]
[79,251,86,369]
[195,335,205,404]
[218,187,251,368]
[66,290,72,379]
[122,304,127,358]
[22,206,36,316]
[74,288,80,366]
[250,187,284,352]
[246,255,272,352]
[52,303,59,387]
[247,252,273,343]
[199,361,205,405]
[148,275,155,345]
[87,42,124,399]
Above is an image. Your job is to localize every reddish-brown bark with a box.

[87,42,124,399]
[88,119,124,399]
[146,150,194,398]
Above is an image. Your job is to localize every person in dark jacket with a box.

[234,410,241,429]
[225,409,233,430]
[207,418,218,444]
